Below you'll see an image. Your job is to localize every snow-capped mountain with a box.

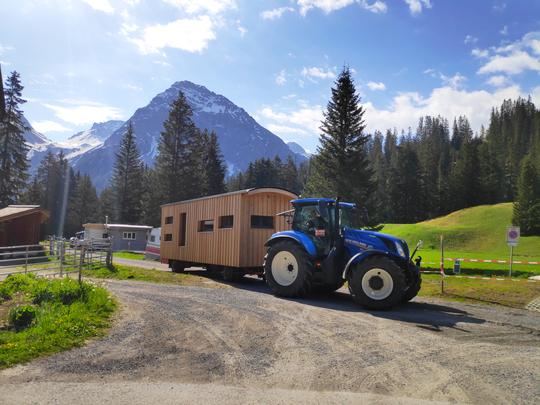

[287,141,310,158]
[72,81,306,190]
[67,120,123,148]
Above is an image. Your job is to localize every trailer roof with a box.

[160,187,298,207]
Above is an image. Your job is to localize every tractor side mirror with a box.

[416,240,423,249]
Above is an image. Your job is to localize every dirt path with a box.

[1,278,539,404]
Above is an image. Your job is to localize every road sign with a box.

[507,226,520,246]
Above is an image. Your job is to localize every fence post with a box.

[79,246,85,283]
[24,245,29,274]
[49,237,54,256]
[60,239,64,277]
[106,237,113,268]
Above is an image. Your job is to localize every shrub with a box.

[8,305,37,331]
[32,278,87,305]
[0,274,38,301]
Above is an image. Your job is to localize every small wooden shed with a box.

[160,188,297,269]
[0,205,48,246]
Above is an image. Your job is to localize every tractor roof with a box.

[291,198,356,209]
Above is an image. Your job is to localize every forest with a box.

[2,68,540,237]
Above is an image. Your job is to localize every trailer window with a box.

[165,216,173,224]
[150,235,156,242]
[251,215,274,229]
[164,233,173,241]
[219,215,234,229]
[123,232,136,240]
[198,219,214,232]
[179,213,186,246]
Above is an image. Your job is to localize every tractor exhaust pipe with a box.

[334,197,341,247]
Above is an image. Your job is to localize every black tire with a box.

[313,279,346,294]
[205,265,221,278]
[264,241,313,297]
[402,270,422,303]
[171,260,186,273]
[347,256,405,310]
[222,267,242,282]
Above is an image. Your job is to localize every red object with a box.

[315,229,326,237]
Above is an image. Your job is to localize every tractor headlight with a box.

[395,241,406,258]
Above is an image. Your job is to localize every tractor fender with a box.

[341,250,392,279]
[265,231,318,257]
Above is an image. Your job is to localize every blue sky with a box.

[1,0,540,151]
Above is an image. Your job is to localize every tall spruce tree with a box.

[0,69,29,206]
[111,121,143,223]
[155,91,204,204]
[65,173,99,236]
[513,155,540,235]
[98,187,116,224]
[304,67,374,223]
[202,130,226,195]
[140,166,162,227]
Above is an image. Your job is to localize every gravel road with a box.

[1,277,539,404]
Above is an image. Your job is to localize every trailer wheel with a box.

[171,261,185,273]
[264,241,313,297]
[347,256,405,310]
[222,267,242,282]
[402,270,422,303]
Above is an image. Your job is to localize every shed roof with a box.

[83,223,152,230]
[0,205,48,223]
[161,187,298,207]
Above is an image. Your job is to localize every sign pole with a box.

[509,245,513,278]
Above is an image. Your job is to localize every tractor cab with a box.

[266,197,422,310]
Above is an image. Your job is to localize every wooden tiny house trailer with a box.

[160,188,297,272]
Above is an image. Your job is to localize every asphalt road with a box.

[1,278,539,404]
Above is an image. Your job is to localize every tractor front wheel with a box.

[264,241,313,297]
[348,256,405,310]
[402,269,422,303]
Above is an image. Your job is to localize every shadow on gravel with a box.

[194,271,486,332]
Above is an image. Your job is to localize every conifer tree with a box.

[140,166,162,227]
[304,67,374,222]
[0,69,29,206]
[280,155,300,194]
[155,91,204,204]
[66,173,99,236]
[111,121,143,223]
[98,187,116,224]
[202,130,226,195]
[513,155,540,235]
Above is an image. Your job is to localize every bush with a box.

[32,278,88,305]
[8,305,37,331]
[0,273,38,301]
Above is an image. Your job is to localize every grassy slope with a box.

[384,203,540,275]
[113,251,145,260]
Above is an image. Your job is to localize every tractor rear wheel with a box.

[171,260,186,273]
[264,241,313,297]
[347,256,405,310]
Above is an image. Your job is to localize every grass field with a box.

[384,203,540,277]
[83,264,223,287]
[113,251,145,260]
[418,274,540,308]
[0,274,116,368]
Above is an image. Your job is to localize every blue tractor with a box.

[264,197,422,310]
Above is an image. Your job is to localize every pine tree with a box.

[304,67,375,222]
[0,70,29,206]
[20,177,43,205]
[65,173,99,236]
[111,121,143,223]
[513,155,540,235]
[98,187,116,224]
[155,91,204,204]
[281,155,300,194]
[140,166,162,227]
[202,130,226,195]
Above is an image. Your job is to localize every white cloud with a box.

[43,101,123,126]
[275,70,287,86]
[0,44,14,55]
[403,0,431,15]
[82,0,114,14]
[301,66,336,80]
[298,0,387,16]
[440,73,466,89]
[363,84,521,134]
[500,25,508,35]
[477,31,540,75]
[153,60,172,67]
[261,6,295,20]
[478,50,540,75]
[464,35,478,45]
[123,83,142,91]
[367,81,386,91]
[32,120,72,133]
[492,2,506,12]
[471,48,489,58]
[259,105,324,135]
[163,0,235,14]
[128,16,216,54]
[236,20,247,37]
[486,75,509,87]
[266,124,309,136]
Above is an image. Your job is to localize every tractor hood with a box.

[343,228,409,259]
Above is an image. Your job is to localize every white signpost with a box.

[506,226,520,277]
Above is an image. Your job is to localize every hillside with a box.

[384,203,540,273]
